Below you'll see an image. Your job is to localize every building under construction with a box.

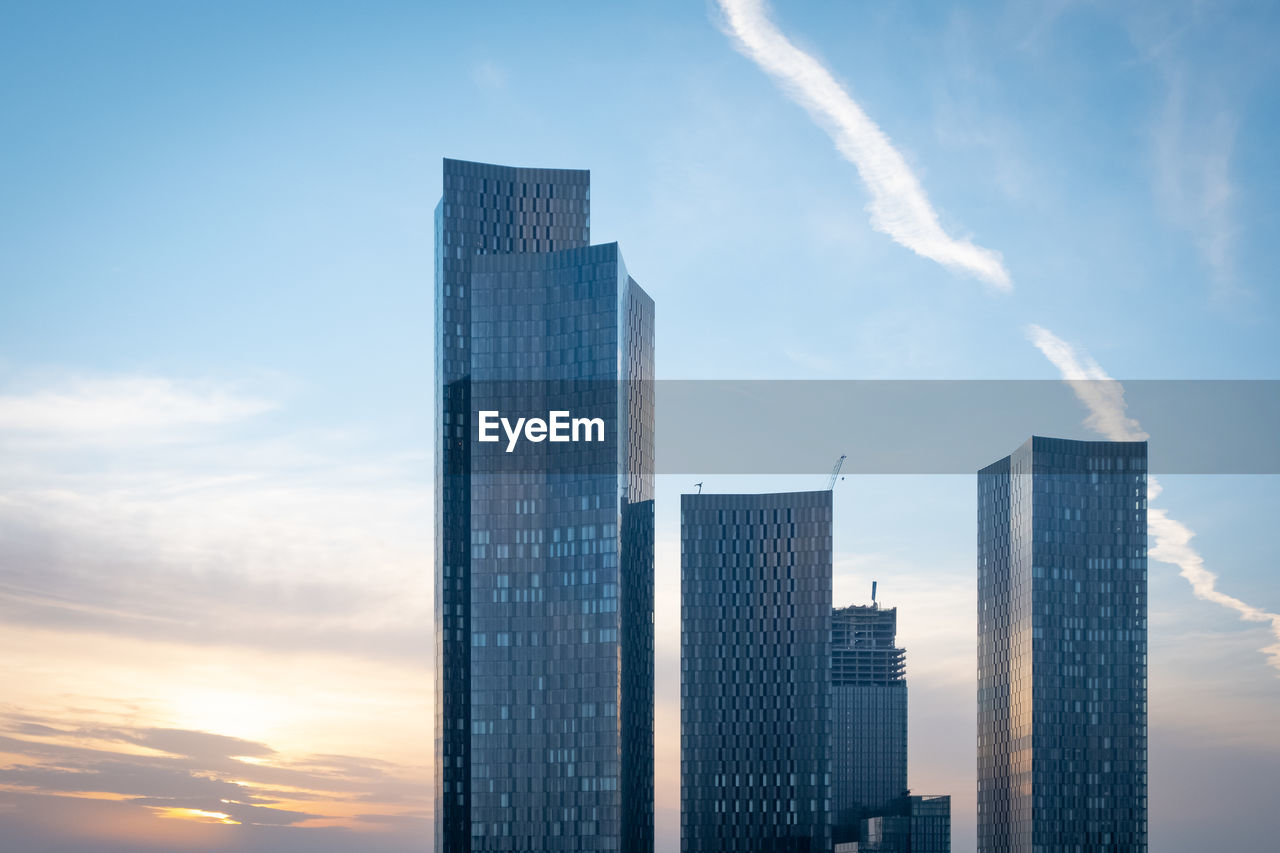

[832,601,908,844]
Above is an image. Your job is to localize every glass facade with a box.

[977,437,1148,853]
[435,159,653,853]
[856,794,951,853]
[831,604,908,843]
[680,491,832,853]
[908,794,952,853]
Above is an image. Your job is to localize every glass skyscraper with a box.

[435,158,654,853]
[977,437,1148,853]
[831,603,907,844]
[680,490,832,853]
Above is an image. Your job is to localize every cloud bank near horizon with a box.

[0,370,435,849]
[0,376,275,435]
[1027,324,1280,674]
[716,0,1012,290]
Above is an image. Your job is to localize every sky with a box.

[2,0,1279,851]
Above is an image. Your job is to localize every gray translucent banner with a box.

[653,380,1278,474]
[459,380,1279,474]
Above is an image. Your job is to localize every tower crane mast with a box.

[827,454,847,490]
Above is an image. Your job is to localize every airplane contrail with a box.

[1028,324,1280,674]
[716,0,1012,290]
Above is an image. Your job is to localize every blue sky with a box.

[1,1,1278,851]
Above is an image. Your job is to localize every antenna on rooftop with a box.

[872,580,878,605]
[694,482,703,495]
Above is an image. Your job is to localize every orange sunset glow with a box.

[156,808,241,825]
[6,2,1280,852]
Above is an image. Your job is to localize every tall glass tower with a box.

[680,490,832,853]
[977,437,1148,853]
[435,159,654,853]
[831,603,907,843]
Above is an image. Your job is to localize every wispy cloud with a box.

[0,713,429,841]
[0,370,435,849]
[0,376,274,435]
[0,373,430,658]
[782,346,835,374]
[1151,72,1240,300]
[1015,0,1079,52]
[471,60,507,91]
[715,0,1012,290]
[1109,2,1247,301]
[1028,324,1280,673]
[1025,325,1148,441]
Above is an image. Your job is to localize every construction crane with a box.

[827,454,847,490]
[694,482,703,495]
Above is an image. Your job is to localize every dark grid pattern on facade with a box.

[681,491,833,853]
[435,160,653,853]
[978,437,1148,853]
